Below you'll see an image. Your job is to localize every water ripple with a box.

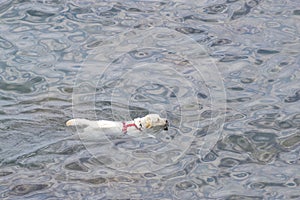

[9,183,50,196]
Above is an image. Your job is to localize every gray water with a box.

[1,0,300,199]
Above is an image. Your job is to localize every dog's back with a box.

[66,119,122,129]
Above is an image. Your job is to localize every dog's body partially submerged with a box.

[66,114,168,138]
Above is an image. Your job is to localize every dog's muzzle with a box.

[164,120,169,131]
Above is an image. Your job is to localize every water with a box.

[1,0,300,199]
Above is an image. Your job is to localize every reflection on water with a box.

[1,0,300,199]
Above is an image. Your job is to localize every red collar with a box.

[122,122,141,134]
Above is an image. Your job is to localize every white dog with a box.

[66,114,168,138]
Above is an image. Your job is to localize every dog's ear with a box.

[145,117,152,129]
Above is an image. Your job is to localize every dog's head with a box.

[135,114,169,131]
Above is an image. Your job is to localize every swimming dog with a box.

[66,114,168,138]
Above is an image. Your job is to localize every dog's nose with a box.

[164,120,169,131]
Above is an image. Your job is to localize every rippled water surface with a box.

[1,0,300,199]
